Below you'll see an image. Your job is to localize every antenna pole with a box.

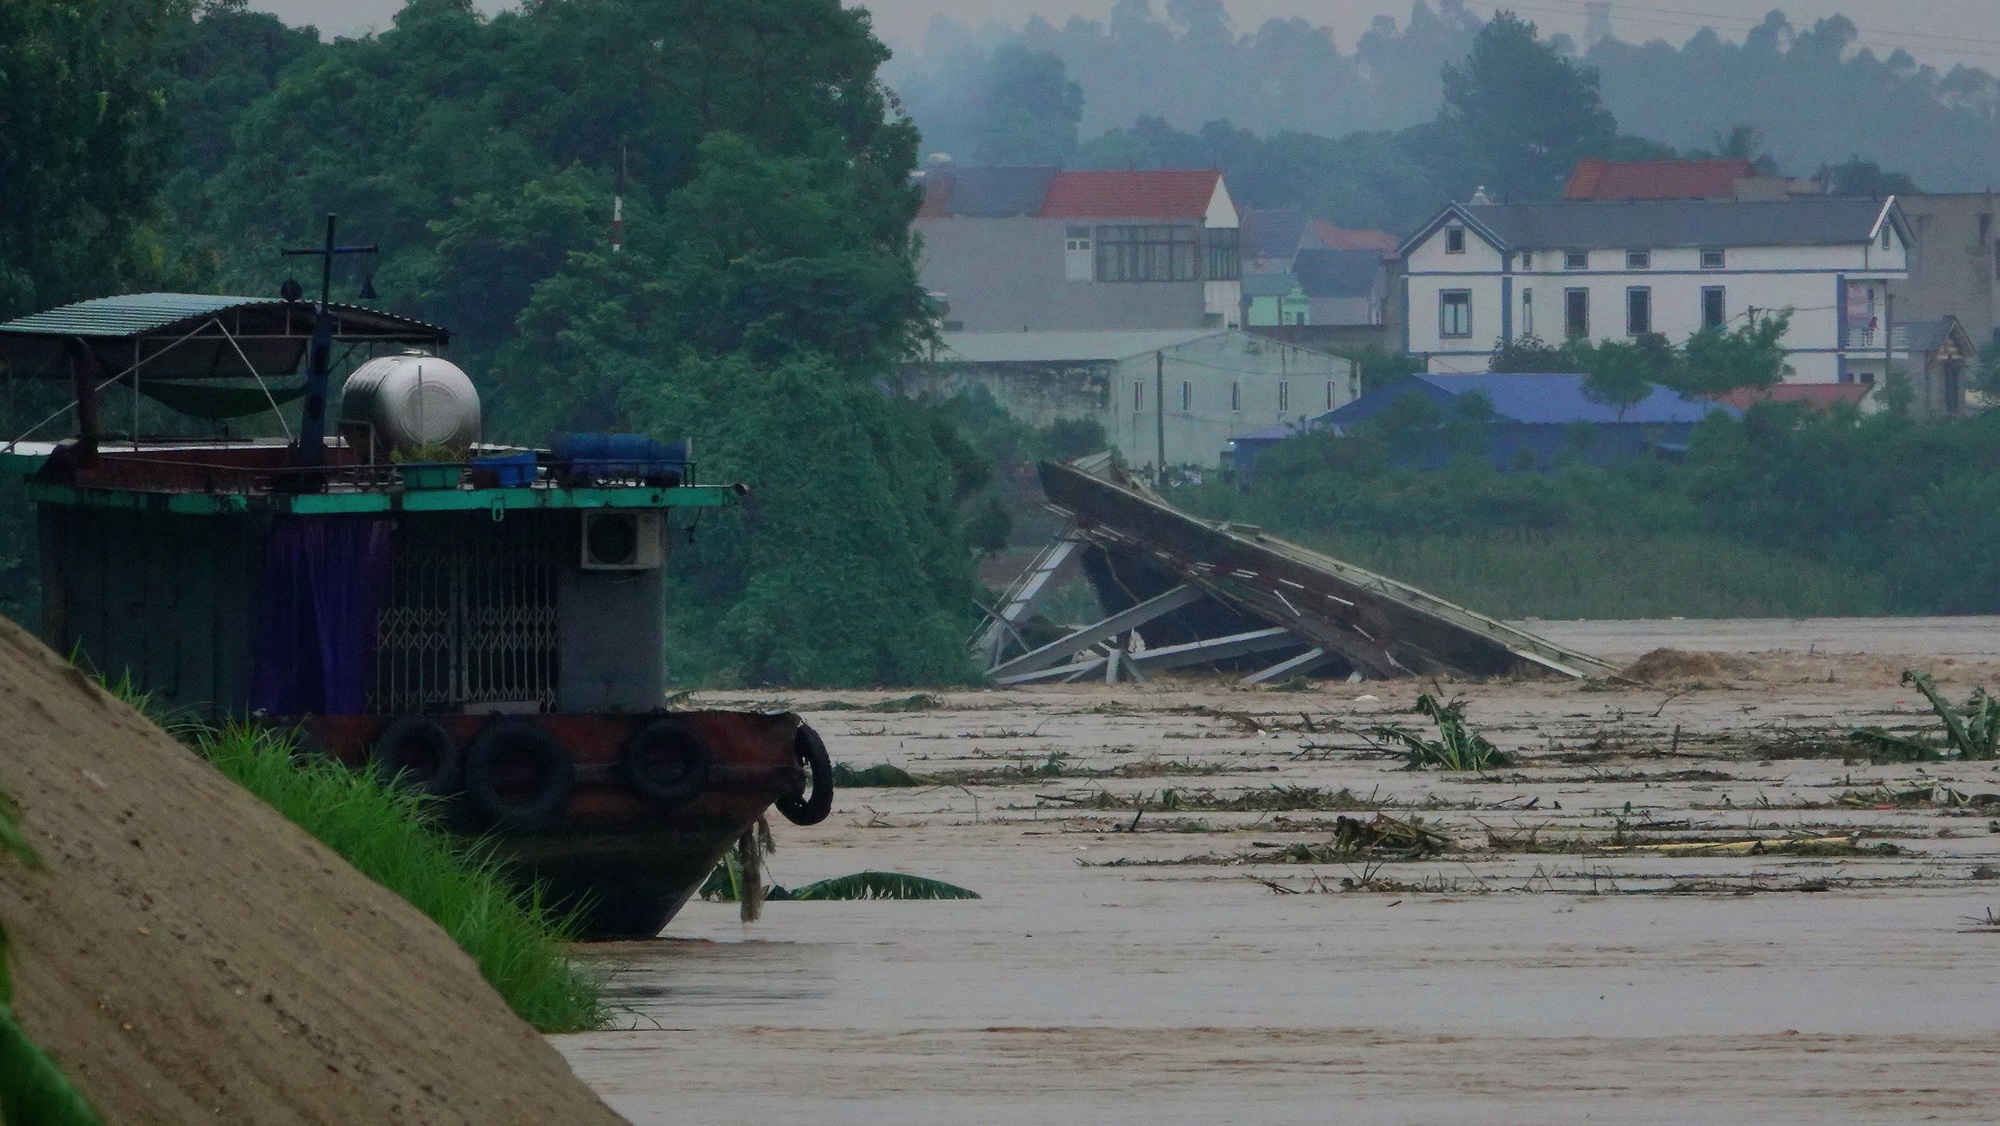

[282,213,379,474]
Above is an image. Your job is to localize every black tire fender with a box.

[462,722,575,832]
[370,717,461,795]
[776,721,834,827]
[620,720,711,807]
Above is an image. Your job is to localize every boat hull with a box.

[283,710,807,939]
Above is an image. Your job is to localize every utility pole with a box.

[1154,350,1166,483]
[282,214,379,471]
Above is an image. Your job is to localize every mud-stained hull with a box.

[286,710,814,939]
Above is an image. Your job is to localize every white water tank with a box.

[338,352,481,459]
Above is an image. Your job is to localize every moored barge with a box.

[0,288,832,938]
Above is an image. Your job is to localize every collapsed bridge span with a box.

[976,456,1618,685]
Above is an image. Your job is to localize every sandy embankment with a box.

[0,617,625,1126]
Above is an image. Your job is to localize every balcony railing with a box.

[1844,325,1910,351]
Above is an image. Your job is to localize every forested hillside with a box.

[1,0,988,685]
[891,0,2000,227]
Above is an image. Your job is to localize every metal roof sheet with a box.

[917,166,1060,218]
[935,329,1228,363]
[1453,197,1897,251]
[1291,248,1384,298]
[0,293,447,341]
[1327,373,1730,426]
[1038,170,1221,219]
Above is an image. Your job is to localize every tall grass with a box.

[1311,530,1887,620]
[198,727,606,1033]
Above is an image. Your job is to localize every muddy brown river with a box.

[555,618,2000,1124]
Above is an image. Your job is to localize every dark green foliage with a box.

[1187,398,2000,618]
[701,866,979,902]
[831,763,923,788]
[629,353,981,687]
[200,726,606,1032]
[1854,670,2000,762]
[969,46,1083,165]
[1374,695,1509,772]
[1817,156,1923,197]
[0,0,193,318]
[1440,13,1616,201]
[1490,319,1790,397]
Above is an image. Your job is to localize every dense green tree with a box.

[969,46,1083,165]
[1438,12,1616,201]
[0,0,193,317]
[1817,156,1922,197]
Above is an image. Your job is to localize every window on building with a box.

[1626,249,1651,270]
[1203,227,1240,280]
[1701,286,1726,330]
[1134,380,1145,412]
[1522,289,1534,336]
[1564,249,1589,270]
[1445,227,1466,254]
[1701,247,1725,270]
[1230,381,1241,411]
[1626,287,1651,335]
[1565,288,1589,338]
[1180,380,1192,411]
[1326,381,1336,411]
[1439,289,1472,338]
[1519,251,1533,270]
[1095,225,1199,282]
[1882,225,1892,251]
[1278,381,1289,412]
[1065,226,1093,282]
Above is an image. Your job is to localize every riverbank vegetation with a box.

[199,726,607,1033]
[1179,403,2000,619]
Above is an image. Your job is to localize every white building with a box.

[1399,197,1912,384]
[899,330,1356,470]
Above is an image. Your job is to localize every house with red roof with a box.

[1564,157,1822,203]
[915,162,1241,332]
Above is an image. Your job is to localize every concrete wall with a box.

[1404,222,1908,384]
[917,216,1231,332]
[901,334,1355,469]
[1899,193,2000,349]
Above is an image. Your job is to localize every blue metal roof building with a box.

[1229,372,1737,476]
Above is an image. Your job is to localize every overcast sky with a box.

[252,1,2000,70]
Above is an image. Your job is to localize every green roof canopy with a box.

[0,293,450,382]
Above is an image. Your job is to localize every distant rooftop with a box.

[1329,373,1727,428]
[1565,157,1756,201]
[918,167,1227,221]
[932,329,1227,364]
[1413,196,1904,254]
[1304,220,1399,254]
[1292,248,1385,298]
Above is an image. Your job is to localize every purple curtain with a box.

[250,515,394,716]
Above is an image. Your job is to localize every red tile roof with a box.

[1037,169,1223,219]
[1716,383,1872,411]
[1564,157,1756,201]
[1307,219,1400,254]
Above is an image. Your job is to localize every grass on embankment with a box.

[1310,530,1886,620]
[199,726,606,1034]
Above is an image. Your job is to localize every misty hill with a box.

[888,1,2000,196]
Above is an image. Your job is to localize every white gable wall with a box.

[1402,209,1910,383]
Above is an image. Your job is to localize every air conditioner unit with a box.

[580,511,664,570]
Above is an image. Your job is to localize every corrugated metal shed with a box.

[936,329,1227,364]
[1331,373,1727,426]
